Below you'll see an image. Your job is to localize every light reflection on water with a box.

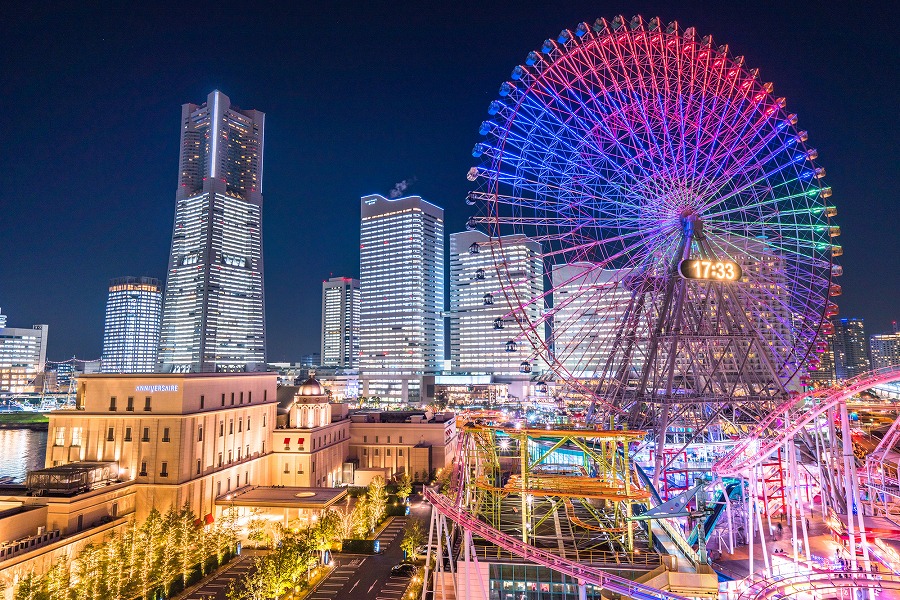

[0,429,48,483]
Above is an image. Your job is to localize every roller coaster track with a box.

[713,366,900,478]
[736,571,900,599]
[424,488,691,600]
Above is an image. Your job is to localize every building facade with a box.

[46,372,278,521]
[359,194,444,404]
[449,231,543,375]
[551,265,633,379]
[0,309,48,394]
[321,277,360,368]
[158,90,267,374]
[833,318,871,379]
[101,277,162,373]
[871,332,900,370]
[269,378,351,487]
[347,411,456,482]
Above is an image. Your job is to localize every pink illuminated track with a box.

[736,570,900,599]
[424,489,691,600]
[713,366,900,478]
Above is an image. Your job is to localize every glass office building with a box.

[158,91,267,373]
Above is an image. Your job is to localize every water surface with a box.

[0,429,48,483]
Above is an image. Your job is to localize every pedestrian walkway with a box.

[177,550,266,600]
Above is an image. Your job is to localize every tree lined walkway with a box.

[177,550,266,600]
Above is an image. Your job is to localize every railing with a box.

[713,365,900,477]
[736,570,900,600]
[425,488,690,600]
[471,543,663,568]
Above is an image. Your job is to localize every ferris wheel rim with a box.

[469,15,837,407]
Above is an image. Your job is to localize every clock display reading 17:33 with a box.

[678,259,743,281]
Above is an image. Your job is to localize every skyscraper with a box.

[0,308,48,394]
[870,332,900,370]
[359,194,444,403]
[101,277,162,373]
[158,91,267,373]
[321,277,360,368]
[833,318,870,379]
[449,231,543,375]
[551,265,636,379]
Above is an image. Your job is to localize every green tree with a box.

[13,572,46,600]
[396,472,413,503]
[349,496,370,538]
[366,476,388,532]
[312,510,341,563]
[400,520,425,559]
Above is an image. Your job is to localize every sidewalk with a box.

[175,549,268,600]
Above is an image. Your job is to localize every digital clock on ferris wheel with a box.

[678,259,743,281]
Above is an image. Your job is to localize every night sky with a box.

[1,1,897,362]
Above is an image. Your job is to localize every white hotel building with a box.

[449,231,544,375]
[359,195,444,404]
[158,91,267,374]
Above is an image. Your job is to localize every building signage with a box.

[135,384,179,393]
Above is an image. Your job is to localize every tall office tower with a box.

[551,265,636,379]
[449,231,543,375]
[0,309,48,394]
[158,91,267,373]
[321,277,360,368]
[871,332,900,370]
[359,194,444,404]
[809,335,837,386]
[101,277,162,373]
[833,318,871,379]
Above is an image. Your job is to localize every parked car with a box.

[391,563,416,577]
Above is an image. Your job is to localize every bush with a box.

[339,538,379,554]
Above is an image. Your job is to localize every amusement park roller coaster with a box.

[421,12,900,600]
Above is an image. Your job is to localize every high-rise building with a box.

[449,231,543,375]
[359,194,444,404]
[871,332,900,370]
[321,277,360,368]
[551,265,635,379]
[158,91,267,374]
[833,318,870,379]
[0,309,48,394]
[101,277,162,373]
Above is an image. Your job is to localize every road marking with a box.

[349,580,359,592]
[367,581,377,594]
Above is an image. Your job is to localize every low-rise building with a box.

[348,410,456,482]
[45,372,278,521]
[269,378,351,487]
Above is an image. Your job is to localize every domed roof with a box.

[298,376,325,397]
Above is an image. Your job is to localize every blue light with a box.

[488,100,504,115]
[511,65,527,81]
[525,51,540,66]
[479,121,494,136]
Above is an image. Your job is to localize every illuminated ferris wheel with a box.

[466,15,841,434]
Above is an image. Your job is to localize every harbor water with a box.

[0,429,48,483]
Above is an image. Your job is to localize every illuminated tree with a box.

[366,476,388,531]
[400,520,425,559]
[396,472,413,503]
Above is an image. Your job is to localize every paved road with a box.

[180,550,263,600]
[309,498,432,600]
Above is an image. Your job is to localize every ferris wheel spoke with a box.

[473,17,832,411]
